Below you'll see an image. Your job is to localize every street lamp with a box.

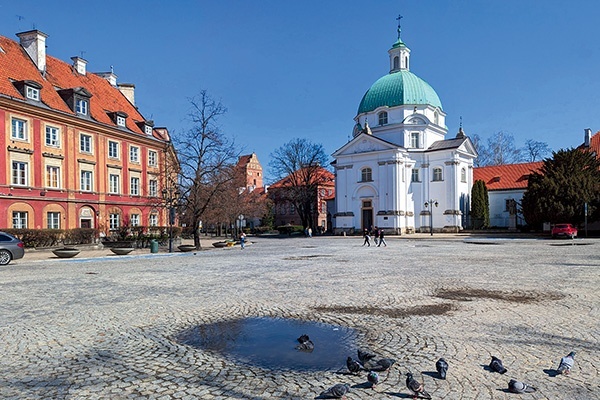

[162,188,180,252]
[424,199,438,236]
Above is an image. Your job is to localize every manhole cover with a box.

[176,317,357,371]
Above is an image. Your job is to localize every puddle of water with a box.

[176,317,357,371]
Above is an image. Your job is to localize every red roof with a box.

[270,166,335,189]
[579,130,600,156]
[0,33,148,135]
[473,162,543,191]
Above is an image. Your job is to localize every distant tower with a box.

[237,153,263,191]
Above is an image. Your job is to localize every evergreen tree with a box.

[522,148,600,228]
[471,180,490,229]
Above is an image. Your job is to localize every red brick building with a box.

[0,30,176,234]
[237,153,263,191]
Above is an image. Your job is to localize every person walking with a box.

[377,229,387,247]
[362,229,371,247]
[240,232,246,250]
[372,226,378,246]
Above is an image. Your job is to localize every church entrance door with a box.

[361,200,373,231]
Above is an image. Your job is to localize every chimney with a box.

[118,83,135,105]
[16,30,48,73]
[71,56,87,75]
[95,71,118,86]
[584,128,592,148]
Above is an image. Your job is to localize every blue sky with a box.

[2,1,599,182]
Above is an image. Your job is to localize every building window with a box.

[130,214,140,227]
[411,168,420,182]
[434,110,440,125]
[130,177,140,196]
[378,111,388,126]
[149,214,158,227]
[109,213,120,230]
[76,99,88,115]
[129,146,139,163]
[461,167,467,183]
[26,86,40,101]
[116,115,126,127]
[46,166,60,188]
[80,134,92,153]
[12,211,28,229]
[410,132,420,148]
[149,179,157,197]
[80,170,93,191]
[109,174,120,194]
[393,56,399,70]
[108,141,119,159]
[148,150,157,167]
[145,125,153,135]
[11,118,27,140]
[361,167,373,182]
[433,167,443,181]
[45,126,60,147]
[47,212,60,229]
[12,161,28,186]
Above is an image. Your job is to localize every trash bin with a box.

[150,239,159,253]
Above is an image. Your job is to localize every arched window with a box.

[434,110,439,125]
[393,56,399,70]
[361,167,372,182]
[405,56,409,69]
[378,111,388,126]
[461,167,467,183]
[433,167,443,181]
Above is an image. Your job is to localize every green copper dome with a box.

[357,70,443,115]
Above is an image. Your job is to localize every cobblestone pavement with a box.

[1,236,599,399]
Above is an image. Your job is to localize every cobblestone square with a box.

[1,236,598,399]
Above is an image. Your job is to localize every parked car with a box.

[0,231,25,265]
[551,223,578,239]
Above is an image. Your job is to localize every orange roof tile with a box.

[0,33,148,135]
[578,130,600,156]
[270,166,335,189]
[473,162,543,191]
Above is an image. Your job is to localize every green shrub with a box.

[63,228,98,245]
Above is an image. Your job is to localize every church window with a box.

[393,56,399,70]
[461,167,467,183]
[433,167,443,181]
[410,132,420,148]
[378,111,388,126]
[361,168,372,182]
[434,111,439,125]
[405,56,409,69]
[411,168,420,182]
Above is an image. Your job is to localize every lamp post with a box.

[162,188,180,253]
[424,199,438,236]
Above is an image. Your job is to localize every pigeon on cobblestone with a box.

[357,349,377,365]
[346,356,364,374]
[436,357,448,379]
[367,358,396,372]
[295,334,314,352]
[557,351,575,375]
[297,334,310,344]
[320,383,350,399]
[367,371,379,388]
[508,379,537,393]
[489,356,508,374]
[406,372,432,399]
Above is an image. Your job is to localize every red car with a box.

[551,224,577,239]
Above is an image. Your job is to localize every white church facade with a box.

[332,25,477,234]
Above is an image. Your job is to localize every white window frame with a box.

[129,146,139,163]
[411,168,420,183]
[461,167,467,183]
[378,111,388,126]
[109,213,120,230]
[46,165,60,189]
[130,177,140,196]
[108,141,119,159]
[148,150,157,167]
[149,179,157,197]
[130,214,140,227]
[12,161,28,186]
[12,211,28,229]
[361,168,372,182]
[47,212,60,229]
[80,134,92,153]
[410,132,420,149]
[80,170,93,192]
[26,86,40,101]
[11,118,27,140]
[109,174,120,194]
[432,167,443,182]
[145,125,153,135]
[45,126,60,147]
[76,99,88,115]
[149,214,158,227]
[116,115,126,127]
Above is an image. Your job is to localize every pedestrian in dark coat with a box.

[377,229,387,247]
[362,229,371,246]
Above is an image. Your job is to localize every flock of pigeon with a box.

[298,334,577,399]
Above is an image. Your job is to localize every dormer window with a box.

[108,111,128,128]
[58,87,92,117]
[13,80,42,101]
[76,99,88,115]
[145,125,153,135]
[378,111,388,126]
[26,86,40,101]
[116,115,126,127]
[137,120,155,135]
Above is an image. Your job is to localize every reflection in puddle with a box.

[176,317,357,371]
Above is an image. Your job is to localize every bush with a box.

[5,229,63,248]
[276,224,304,235]
[63,228,98,245]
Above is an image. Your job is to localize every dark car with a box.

[551,224,577,239]
[0,231,25,265]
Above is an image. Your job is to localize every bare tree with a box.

[174,90,239,248]
[470,133,489,167]
[268,138,330,230]
[522,139,551,162]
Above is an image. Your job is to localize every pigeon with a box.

[508,379,537,393]
[489,356,507,374]
[295,339,314,352]
[346,356,364,374]
[557,351,575,375]
[357,349,377,365]
[297,334,310,344]
[406,372,432,399]
[367,371,379,388]
[319,383,350,399]
[436,357,448,379]
[367,358,396,372]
